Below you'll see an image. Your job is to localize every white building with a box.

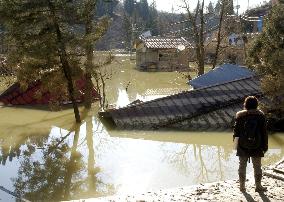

[228,33,244,46]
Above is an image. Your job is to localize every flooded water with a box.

[0,57,283,201]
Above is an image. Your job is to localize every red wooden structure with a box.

[0,79,99,105]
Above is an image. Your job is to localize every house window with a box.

[229,38,232,45]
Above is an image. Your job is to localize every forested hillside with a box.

[0,0,235,51]
[96,0,224,50]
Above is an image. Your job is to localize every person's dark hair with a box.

[244,96,258,110]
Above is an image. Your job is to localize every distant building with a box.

[244,2,272,33]
[135,36,192,71]
[228,33,244,46]
[257,16,263,32]
[271,0,280,5]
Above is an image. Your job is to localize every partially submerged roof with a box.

[189,64,255,89]
[141,36,191,49]
[99,76,262,130]
[0,79,99,106]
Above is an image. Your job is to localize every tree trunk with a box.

[212,0,225,69]
[198,0,205,76]
[185,0,202,76]
[47,0,81,123]
[64,124,80,200]
[86,114,97,192]
[84,0,97,109]
[184,0,205,76]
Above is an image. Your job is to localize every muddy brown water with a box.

[0,58,283,201]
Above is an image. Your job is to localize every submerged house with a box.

[135,36,192,71]
[99,76,262,130]
[189,64,255,89]
[0,79,99,106]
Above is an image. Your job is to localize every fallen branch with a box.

[263,171,284,181]
[0,185,30,202]
[273,168,284,175]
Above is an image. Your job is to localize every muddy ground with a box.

[71,158,284,202]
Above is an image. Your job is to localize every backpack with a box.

[239,117,261,150]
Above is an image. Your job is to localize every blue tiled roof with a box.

[189,64,255,89]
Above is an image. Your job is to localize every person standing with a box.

[233,96,268,192]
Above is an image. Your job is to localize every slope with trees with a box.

[247,3,284,126]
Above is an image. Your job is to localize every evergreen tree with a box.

[96,0,118,17]
[225,0,234,15]
[138,0,150,22]
[247,4,284,117]
[0,0,82,122]
[123,0,135,16]
[207,1,214,14]
[122,12,132,49]
[214,0,221,14]
[148,0,158,35]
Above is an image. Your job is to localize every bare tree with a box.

[92,52,115,110]
[212,0,226,69]
[182,0,205,76]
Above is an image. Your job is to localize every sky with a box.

[149,0,267,14]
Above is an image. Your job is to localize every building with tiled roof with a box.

[142,37,191,49]
[135,36,193,71]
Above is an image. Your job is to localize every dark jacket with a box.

[233,109,268,157]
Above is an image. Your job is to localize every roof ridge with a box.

[191,75,259,91]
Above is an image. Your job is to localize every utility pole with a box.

[238,14,247,63]
[247,0,250,10]
[236,0,240,16]
[130,0,137,59]
[130,22,135,57]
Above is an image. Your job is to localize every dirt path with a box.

[72,158,284,202]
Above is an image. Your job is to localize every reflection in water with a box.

[160,143,225,183]
[86,116,97,194]
[0,110,283,200]
[3,111,117,201]
[63,124,81,200]
[9,119,86,201]
[116,89,130,108]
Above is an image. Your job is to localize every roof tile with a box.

[141,37,192,49]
